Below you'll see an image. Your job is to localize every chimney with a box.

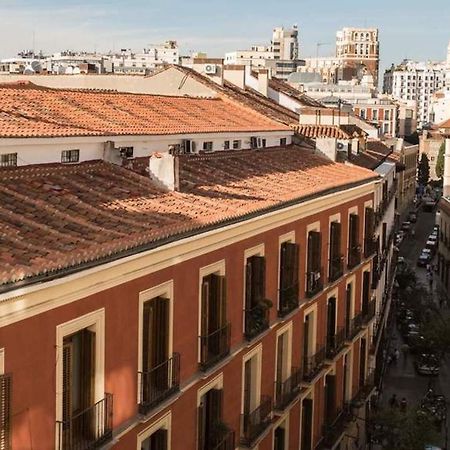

[257,69,269,97]
[148,152,179,191]
[444,137,450,197]
[223,65,246,89]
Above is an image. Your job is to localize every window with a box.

[61,149,80,163]
[0,153,17,167]
[119,146,134,158]
[329,222,343,282]
[261,138,266,148]
[363,207,375,258]
[138,412,171,450]
[244,254,269,339]
[360,109,366,119]
[280,138,287,146]
[372,110,378,121]
[347,213,361,269]
[203,142,213,151]
[250,137,258,149]
[223,140,230,150]
[278,242,299,316]
[361,271,371,320]
[140,296,179,413]
[199,273,230,370]
[306,231,322,297]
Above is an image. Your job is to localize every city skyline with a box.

[0,0,449,73]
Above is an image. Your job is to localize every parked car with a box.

[426,239,437,254]
[417,248,432,267]
[428,234,438,242]
[415,353,440,375]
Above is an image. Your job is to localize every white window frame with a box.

[138,280,174,402]
[198,261,226,363]
[55,308,105,447]
[274,321,293,383]
[137,411,172,450]
[303,302,318,357]
[241,343,262,414]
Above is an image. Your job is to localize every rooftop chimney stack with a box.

[223,65,246,89]
[149,152,179,191]
[257,69,269,97]
[444,136,450,197]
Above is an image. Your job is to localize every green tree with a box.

[418,153,430,186]
[435,142,445,179]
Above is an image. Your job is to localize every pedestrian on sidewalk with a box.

[394,348,400,362]
[400,397,408,412]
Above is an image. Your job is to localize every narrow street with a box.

[380,207,450,447]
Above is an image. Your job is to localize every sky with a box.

[0,0,449,75]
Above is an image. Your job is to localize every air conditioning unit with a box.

[204,64,217,75]
[336,142,345,151]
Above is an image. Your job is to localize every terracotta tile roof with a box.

[349,140,393,170]
[268,77,324,108]
[0,81,289,138]
[297,124,366,139]
[439,118,450,129]
[0,145,377,290]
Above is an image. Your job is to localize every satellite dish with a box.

[72,67,81,75]
[23,65,35,75]
[31,60,42,73]
[65,66,73,75]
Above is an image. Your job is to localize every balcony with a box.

[244,302,270,341]
[346,312,363,340]
[199,323,231,371]
[318,404,352,449]
[138,353,180,415]
[362,300,376,324]
[364,236,377,259]
[278,283,299,318]
[56,393,113,450]
[326,327,346,359]
[347,245,361,269]
[328,255,344,283]
[207,424,235,450]
[274,367,303,411]
[352,370,375,407]
[306,269,323,298]
[240,396,272,447]
[303,346,326,382]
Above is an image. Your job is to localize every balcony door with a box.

[141,429,168,450]
[329,221,342,281]
[301,398,313,450]
[324,374,336,426]
[279,242,299,314]
[142,297,170,401]
[198,389,223,450]
[200,274,227,367]
[326,297,337,354]
[62,328,96,447]
[306,231,322,295]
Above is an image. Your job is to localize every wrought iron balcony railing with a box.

[199,323,231,371]
[244,303,270,341]
[138,353,180,414]
[240,396,272,447]
[328,255,344,283]
[278,283,299,318]
[274,367,303,411]
[303,346,326,382]
[326,327,346,359]
[306,269,323,298]
[56,393,113,450]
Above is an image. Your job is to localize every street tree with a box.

[418,153,430,186]
[435,142,445,179]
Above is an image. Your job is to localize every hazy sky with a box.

[0,0,449,75]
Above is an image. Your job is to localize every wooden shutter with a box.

[0,375,11,450]
[80,329,95,411]
[280,243,288,295]
[303,315,310,360]
[330,222,341,260]
[201,276,211,340]
[349,214,359,249]
[327,297,336,337]
[325,375,337,424]
[208,388,223,425]
[359,338,367,387]
[243,359,252,414]
[245,260,253,310]
[276,333,285,383]
[198,403,205,450]
[62,342,73,423]
[365,207,374,239]
[362,271,370,310]
[302,398,313,450]
[152,297,169,367]
[310,231,322,272]
[248,256,265,307]
[345,285,351,332]
[218,275,227,328]
[382,222,387,250]
[148,429,168,450]
[280,242,299,299]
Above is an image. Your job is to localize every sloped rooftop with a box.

[0,144,377,290]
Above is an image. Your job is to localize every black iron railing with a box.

[244,304,270,341]
[348,245,361,269]
[319,404,352,449]
[138,353,180,414]
[278,283,299,317]
[328,255,344,283]
[240,396,272,447]
[362,300,376,324]
[208,424,235,450]
[56,393,113,450]
[303,346,326,382]
[352,370,375,406]
[346,312,363,340]
[364,236,377,259]
[326,327,346,359]
[306,269,323,298]
[199,323,231,371]
[274,367,303,411]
